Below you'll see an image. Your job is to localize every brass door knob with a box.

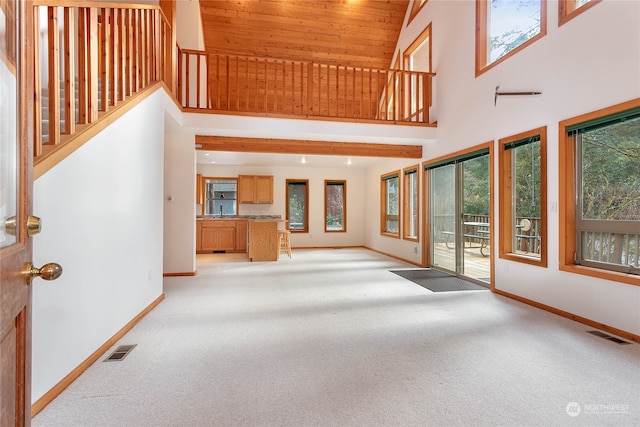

[24,262,62,285]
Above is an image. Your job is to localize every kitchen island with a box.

[196,215,282,261]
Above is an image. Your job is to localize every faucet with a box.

[219,204,223,217]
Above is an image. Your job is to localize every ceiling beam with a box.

[195,136,423,159]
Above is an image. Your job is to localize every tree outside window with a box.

[287,180,308,232]
[499,127,547,266]
[325,181,346,232]
[381,171,400,237]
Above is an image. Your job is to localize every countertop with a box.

[197,215,282,221]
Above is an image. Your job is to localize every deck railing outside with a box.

[33,1,173,161]
[178,49,435,125]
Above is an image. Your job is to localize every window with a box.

[403,167,419,241]
[325,180,346,232]
[559,0,601,26]
[286,180,309,233]
[402,25,431,122]
[559,99,640,284]
[381,171,400,237]
[203,178,237,216]
[498,127,547,266]
[476,0,547,75]
[407,0,428,26]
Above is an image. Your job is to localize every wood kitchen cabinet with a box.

[197,220,248,253]
[238,175,274,204]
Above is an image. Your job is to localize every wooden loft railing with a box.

[32,1,174,175]
[178,49,436,126]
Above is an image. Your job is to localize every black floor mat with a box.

[390,269,489,292]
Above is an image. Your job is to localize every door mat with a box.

[390,269,489,292]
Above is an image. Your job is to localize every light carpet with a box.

[32,248,640,427]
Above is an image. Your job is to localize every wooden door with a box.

[255,176,273,204]
[1,1,32,425]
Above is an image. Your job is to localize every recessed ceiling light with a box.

[301,156,307,164]
[205,153,210,156]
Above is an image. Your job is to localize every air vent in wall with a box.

[104,344,137,362]
[587,331,632,345]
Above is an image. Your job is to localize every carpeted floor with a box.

[390,268,489,292]
[32,248,640,427]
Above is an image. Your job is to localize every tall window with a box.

[560,100,640,284]
[325,180,346,232]
[403,25,431,122]
[381,171,400,237]
[476,0,546,75]
[499,127,547,266]
[204,178,237,216]
[286,180,309,233]
[558,0,601,26]
[403,167,419,241]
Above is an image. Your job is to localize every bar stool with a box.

[278,220,292,259]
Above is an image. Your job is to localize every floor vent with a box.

[587,331,632,345]
[104,344,137,362]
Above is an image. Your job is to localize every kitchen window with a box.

[287,180,309,232]
[204,178,238,216]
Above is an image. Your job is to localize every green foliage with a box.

[514,141,541,218]
[581,117,640,220]
[463,156,490,215]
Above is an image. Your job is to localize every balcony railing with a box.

[178,49,435,126]
[32,1,173,168]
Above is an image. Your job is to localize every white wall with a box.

[163,127,197,274]
[197,164,366,248]
[32,91,166,402]
[366,0,640,335]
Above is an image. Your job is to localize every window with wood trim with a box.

[203,178,238,216]
[560,100,640,283]
[381,171,400,237]
[403,166,419,241]
[476,0,547,75]
[286,179,309,233]
[558,0,601,26]
[402,25,431,122]
[498,127,547,266]
[325,180,346,232]
[407,0,429,26]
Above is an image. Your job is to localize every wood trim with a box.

[475,0,548,77]
[196,136,422,159]
[34,81,164,180]
[494,288,640,344]
[163,272,196,277]
[402,165,420,242]
[497,126,547,268]
[558,97,640,287]
[324,180,347,233]
[558,0,602,26]
[364,246,422,267]
[402,24,431,72]
[30,293,165,417]
[33,1,158,10]
[380,170,401,238]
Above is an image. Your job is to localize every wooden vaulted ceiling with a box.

[199,0,409,71]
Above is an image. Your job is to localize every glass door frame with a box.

[423,143,494,286]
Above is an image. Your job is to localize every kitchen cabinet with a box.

[238,175,273,204]
[197,219,248,253]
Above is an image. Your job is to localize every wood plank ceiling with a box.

[199,0,409,71]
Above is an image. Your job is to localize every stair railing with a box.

[33,1,173,163]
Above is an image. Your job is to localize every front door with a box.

[1,2,59,425]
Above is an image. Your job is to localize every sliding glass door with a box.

[428,150,491,283]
